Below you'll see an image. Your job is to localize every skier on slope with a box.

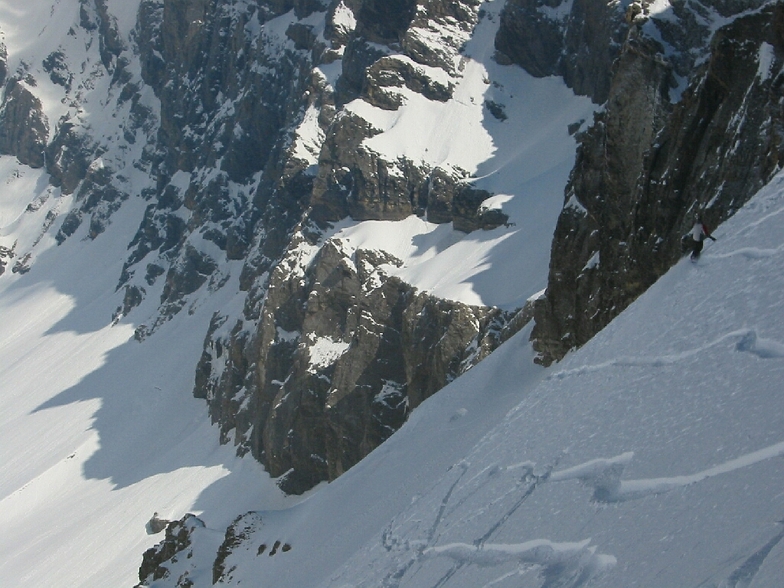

[687,214,716,260]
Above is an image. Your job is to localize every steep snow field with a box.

[0,192,294,587]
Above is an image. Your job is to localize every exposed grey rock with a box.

[0,79,49,168]
[212,512,264,585]
[335,35,391,103]
[93,0,126,71]
[0,241,15,276]
[0,41,7,87]
[311,112,506,230]
[146,512,170,535]
[364,55,453,109]
[136,514,204,588]
[46,119,95,195]
[495,0,629,103]
[356,0,418,45]
[42,50,73,90]
[198,231,524,494]
[531,2,784,365]
[160,245,219,308]
[337,0,480,103]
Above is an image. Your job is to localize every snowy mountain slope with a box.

[333,0,595,308]
[316,170,784,588]
[142,171,784,588]
[0,0,592,584]
[0,0,159,273]
[1,0,596,494]
[1,1,782,586]
[0,195,296,587]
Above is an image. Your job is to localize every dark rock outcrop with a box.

[0,79,49,168]
[0,242,14,276]
[0,42,7,87]
[136,514,205,588]
[495,0,629,103]
[212,512,264,585]
[311,113,506,229]
[530,2,784,364]
[197,232,523,494]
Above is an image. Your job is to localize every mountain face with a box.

[510,0,784,364]
[132,166,784,588]
[1,0,533,495]
[0,0,782,583]
[0,0,781,490]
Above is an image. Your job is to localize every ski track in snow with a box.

[373,437,784,585]
[711,245,784,260]
[373,438,784,584]
[423,540,615,578]
[549,439,784,503]
[718,523,784,588]
[549,327,784,380]
[371,453,618,588]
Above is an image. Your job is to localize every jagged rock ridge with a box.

[0,0,523,496]
[0,0,781,502]
[498,0,784,364]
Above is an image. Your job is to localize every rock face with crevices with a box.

[0,79,49,168]
[197,232,519,493]
[514,0,784,364]
[0,0,516,498]
[2,6,783,581]
[136,514,205,588]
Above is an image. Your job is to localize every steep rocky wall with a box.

[529,1,784,364]
[495,0,629,103]
[0,79,49,168]
[188,0,520,494]
[136,514,206,587]
[118,0,329,330]
[197,230,521,494]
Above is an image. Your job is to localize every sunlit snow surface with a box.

[0,192,296,587]
[1,0,783,587]
[334,1,595,308]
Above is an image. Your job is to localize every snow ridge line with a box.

[549,328,784,380]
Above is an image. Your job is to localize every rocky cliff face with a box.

[1,0,781,500]
[183,0,522,494]
[0,0,521,495]
[0,79,49,168]
[197,231,518,493]
[496,0,784,364]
